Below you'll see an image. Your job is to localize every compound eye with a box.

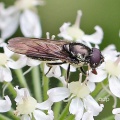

[90,48,101,68]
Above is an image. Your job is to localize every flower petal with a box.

[27,58,41,66]
[20,10,42,38]
[61,63,76,72]
[36,99,53,110]
[87,81,96,92]
[109,76,120,97]
[88,68,107,82]
[115,114,120,120]
[112,108,120,114]
[69,97,84,120]
[14,86,30,102]
[1,6,19,39]
[82,26,103,44]
[58,22,73,40]
[82,111,94,120]
[0,96,11,112]
[47,87,70,102]
[21,115,31,120]
[0,66,12,82]
[83,95,103,116]
[44,64,61,78]
[8,55,27,69]
[33,110,51,120]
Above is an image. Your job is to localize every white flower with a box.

[0,96,11,112]
[14,86,53,120]
[20,9,42,38]
[2,43,40,69]
[58,10,103,46]
[14,0,43,38]
[112,108,120,120]
[47,77,103,120]
[44,64,61,78]
[88,45,120,97]
[44,61,76,78]
[15,0,44,10]
[0,2,19,40]
[0,45,12,82]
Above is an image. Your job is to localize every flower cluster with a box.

[0,1,120,120]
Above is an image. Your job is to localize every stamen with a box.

[74,10,82,28]
[51,35,55,40]
[46,32,50,39]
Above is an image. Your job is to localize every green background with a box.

[1,0,120,51]
[0,0,120,120]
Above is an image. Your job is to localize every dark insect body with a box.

[8,37,104,79]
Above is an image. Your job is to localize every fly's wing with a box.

[8,37,71,62]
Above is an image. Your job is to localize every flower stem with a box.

[14,69,29,89]
[65,114,74,120]
[7,83,16,97]
[58,102,70,120]
[31,66,42,102]
[0,114,12,120]
[102,115,114,120]
[41,63,49,100]
[54,101,62,120]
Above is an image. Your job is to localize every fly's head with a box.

[88,48,104,73]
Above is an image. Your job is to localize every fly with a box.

[7,37,104,80]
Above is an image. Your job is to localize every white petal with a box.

[47,87,70,102]
[58,22,73,40]
[87,81,96,92]
[0,67,12,82]
[36,99,53,110]
[3,44,14,58]
[27,58,41,66]
[21,115,31,120]
[0,96,11,112]
[33,110,50,120]
[82,111,94,120]
[112,108,120,114]
[20,10,42,38]
[88,68,107,82]
[1,7,19,39]
[45,65,61,78]
[83,95,103,116]
[82,26,103,44]
[8,55,27,69]
[69,97,84,120]
[115,114,120,120]
[48,110,54,120]
[14,86,30,102]
[109,76,120,97]
[61,63,76,72]
[58,76,67,87]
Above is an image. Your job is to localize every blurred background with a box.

[1,0,120,50]
[0,0,120,120]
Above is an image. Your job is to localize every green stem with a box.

[0,114,12,120]
[58,102,70,120]
[7,83,16,98]
[41,63,49,100]
[65,114,74,120]
[102,115,114,120]
[31,66,42,102]
[14,69,29,89]
[42,73,49,100]
[8,110,19,120]
[54,102,62,120]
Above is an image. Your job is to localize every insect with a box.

[8,37,104,80]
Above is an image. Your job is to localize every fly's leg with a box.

[46,61,66,75]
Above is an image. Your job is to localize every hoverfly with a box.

[8,37,104,79]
